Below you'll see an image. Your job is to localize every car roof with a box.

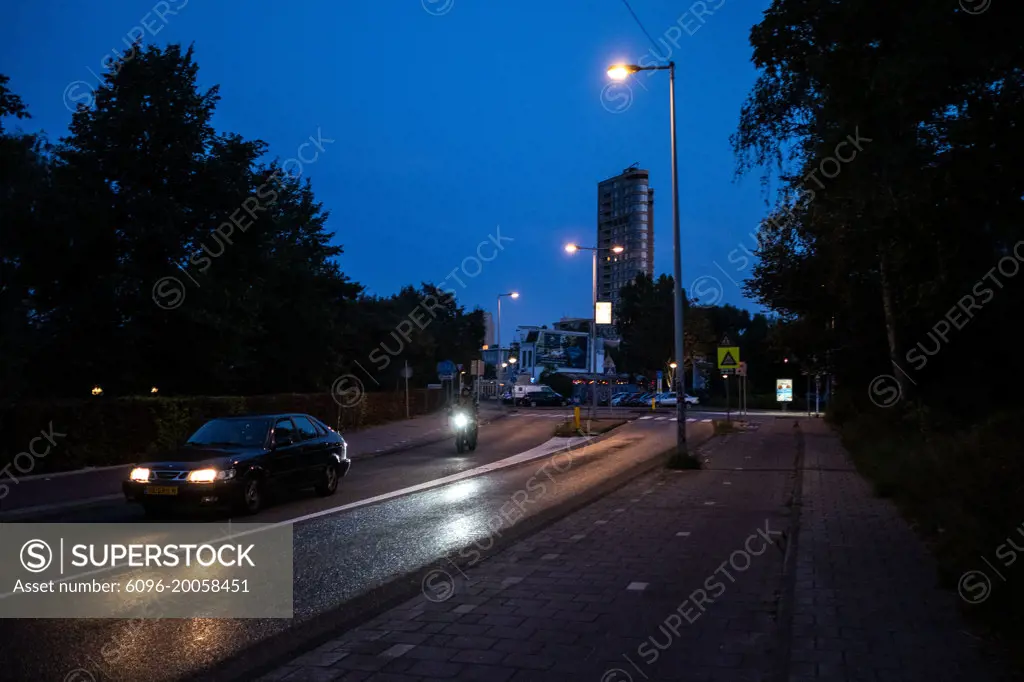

[214,413,317,420]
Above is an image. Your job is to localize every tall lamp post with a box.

[607,61,687,457]
[564,243,624,423]
[496,291,519,401]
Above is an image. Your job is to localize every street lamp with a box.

[607,60,687,457]
[563,243,624,423]
[496,291,520,400]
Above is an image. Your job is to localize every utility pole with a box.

[404,360,410,420]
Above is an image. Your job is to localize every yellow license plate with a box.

[145,486,179,496]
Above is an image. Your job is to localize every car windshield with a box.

[186,418,271,447]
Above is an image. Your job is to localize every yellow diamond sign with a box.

[717,346,740,371]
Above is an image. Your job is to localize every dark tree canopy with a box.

[0,47,484,403]
[732,0,1024,420]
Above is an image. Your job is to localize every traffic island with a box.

[553,418,627,438]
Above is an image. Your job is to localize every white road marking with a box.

[626,582,648,591]
[676,531,691,537]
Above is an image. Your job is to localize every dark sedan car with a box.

[123,413,350,517]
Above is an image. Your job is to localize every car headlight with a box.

[187,468,235,483]
[453,413,469,427]
[129,467,151,482]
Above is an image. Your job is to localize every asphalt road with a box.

[0,415,709,682]
[4,413,557,524]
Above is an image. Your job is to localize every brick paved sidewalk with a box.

[263,419,797,681]
[789,420,1012,682]
[261,418,1012,682]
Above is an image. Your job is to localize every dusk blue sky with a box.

[2,0,772,343]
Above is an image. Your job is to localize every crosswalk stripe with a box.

[639,416,653,420]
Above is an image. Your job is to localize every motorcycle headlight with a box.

[453,413,469,427]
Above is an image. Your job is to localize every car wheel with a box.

[315,462,339,496]
[238,476,263,515]
[530,400,537,407]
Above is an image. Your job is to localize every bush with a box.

[0,390,445,475]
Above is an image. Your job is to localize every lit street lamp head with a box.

[611,245,625,254]
[564,243,579,254]
[607,65,639,81]
[510,292,519,298]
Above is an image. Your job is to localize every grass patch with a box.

[553,418,626,437]
[666,450,702,470]
[713,420,739,435]
[840,406,1024,666]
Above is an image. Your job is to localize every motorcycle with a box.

[450,408,478,453]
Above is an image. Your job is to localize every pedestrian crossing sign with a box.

[717,346,740,372]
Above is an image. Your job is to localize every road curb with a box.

[771,419,806,682]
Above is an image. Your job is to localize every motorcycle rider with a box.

[454,386,479,443]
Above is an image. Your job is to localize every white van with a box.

[512,384,568,407]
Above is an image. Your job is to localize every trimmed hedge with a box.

[0,390,444,475]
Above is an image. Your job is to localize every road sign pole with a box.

[815,375,820,417]
[405,360,410,419]
[725,374,731,421]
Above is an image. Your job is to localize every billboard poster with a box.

[535,331,589,370]
[776,378,793,402]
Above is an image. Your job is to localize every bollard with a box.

[574,406,581,430]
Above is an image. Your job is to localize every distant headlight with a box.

[453,413,469,428]
[188,468,234,483]
[129,467,151,482]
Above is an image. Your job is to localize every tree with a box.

[2,47,364,398]
[0,74,50,405]
[733,0,1024,419]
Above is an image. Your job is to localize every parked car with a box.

[123,413,351,517]
[627,392,656,407]
[609,392,632,406]
[657,392,678,406]
[684,393,700,406]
